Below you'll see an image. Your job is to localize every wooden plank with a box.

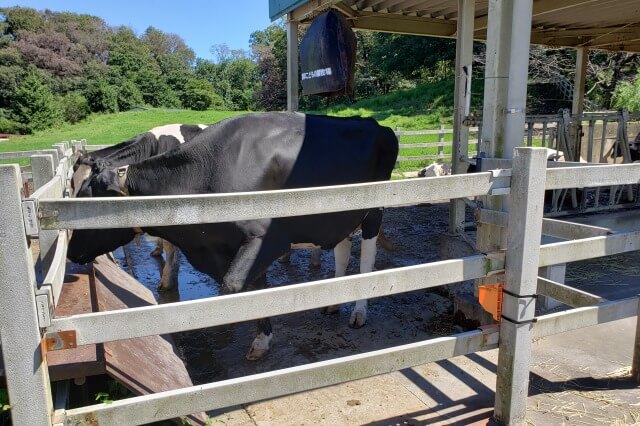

[92,255,207,425]
[46,266,105,382]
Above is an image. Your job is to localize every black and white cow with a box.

[71,124,208,290]
[67,112,399,360]
[72,124,208,196]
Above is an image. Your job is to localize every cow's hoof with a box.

[349,310,367,328]
[321,305,340,315]
[157,281,177,292]
[246,333,272,361]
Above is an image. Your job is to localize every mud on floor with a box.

[113,203,470,384]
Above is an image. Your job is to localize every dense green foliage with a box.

[612,75,640,112]
[0,7,259,134]
[1,5,638,140]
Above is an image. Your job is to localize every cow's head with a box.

[71,154,98,197]
[67,161,136,264]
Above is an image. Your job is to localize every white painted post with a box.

[572,48,588,115]
[31,154,59,276]
[31,154,55,191]
[287,15,299,112]
[0,165,53,425]
[495,147,547,425]
[449,0,475,234]
[632,296,640,383]
[502,0,533,158]
[438,124,445,159]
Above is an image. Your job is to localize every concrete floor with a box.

[206,316,639,426]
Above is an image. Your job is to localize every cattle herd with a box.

[67,112,399,360]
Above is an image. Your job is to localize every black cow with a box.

[71,124,208,290]
[67,112,399,360]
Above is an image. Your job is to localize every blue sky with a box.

[0,0,275,60]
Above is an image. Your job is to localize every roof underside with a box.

[271,0,640,53]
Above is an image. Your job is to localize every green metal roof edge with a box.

[269,0,310,21]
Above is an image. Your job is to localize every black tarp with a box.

[299,9,356,97]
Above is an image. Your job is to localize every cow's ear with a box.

[92,160,107,174]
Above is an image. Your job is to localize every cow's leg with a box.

[349,208,383,328]
[157,241,180,291]
[310,247,322,268]
[244,274,274,361]
[322,236,352,315]
[278,249,292,263]
[150,237,164,257]
[223,226,285,360]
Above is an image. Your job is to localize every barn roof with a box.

[269,0,640,53]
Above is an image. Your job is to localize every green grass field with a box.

[0,109,245,152]
[1,80,479,173]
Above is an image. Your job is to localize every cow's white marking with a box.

[246,332,272,361]
[349,235,377,328]
[158,240,180,291]
[323,237,352,314]
[149,124,186,144]
[334,237,352,277]
[197,124,208,130]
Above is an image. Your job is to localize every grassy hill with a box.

[1,80,469,172]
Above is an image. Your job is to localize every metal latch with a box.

[21,199,39,236]
[42,330,77,355]
[489,169,512,196]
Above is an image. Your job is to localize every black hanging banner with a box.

[299,9,357,97]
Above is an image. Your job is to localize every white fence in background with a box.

[1,142,640,425]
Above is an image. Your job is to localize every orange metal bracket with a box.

[478,282,504,321]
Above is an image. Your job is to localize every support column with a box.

[287,15,299,112]
[31,154,58,276]
[572,47,588,115]
[449,0,475,235]
[632,296,640,383]
[495,147,547,424]
[0,165,53,425]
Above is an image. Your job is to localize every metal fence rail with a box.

[1,146,640,425]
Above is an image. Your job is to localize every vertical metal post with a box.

[572,48,588,115]
[632,296,640,383]
[480,0,511,159]
[502,0,533,158]
[31,154,55,191]
[0,165,53,425]
[449,0,475,235]
[438,124,445,159]
[287,15,299,112]
[31,154,59,276]
[495,147,547,425]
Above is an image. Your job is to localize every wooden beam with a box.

[572,47,588,115]
[475,0,602,32]
[371,0,406,12]
[353,11,457,36]
[386,0,429,14]
[289,0,340,22]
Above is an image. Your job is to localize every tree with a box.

[250,24,287,111]
[11,72,59,132]
[60,91,89,123]
[84,78,118,113]
[612,74,640,112]
[181,78,221,110]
